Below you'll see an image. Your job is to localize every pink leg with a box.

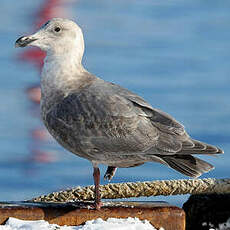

[93,166,103,210]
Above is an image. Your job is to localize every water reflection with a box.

[16,0,76,175]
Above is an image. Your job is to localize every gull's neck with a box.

[42,50,85,88]
[44,48,85,75]
[40,49,86,112]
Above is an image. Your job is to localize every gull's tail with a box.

[155,139,223,178]
[160,154,214,177]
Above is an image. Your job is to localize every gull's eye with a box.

[54,27,61,33]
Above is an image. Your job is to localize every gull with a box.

[15,18,223,209]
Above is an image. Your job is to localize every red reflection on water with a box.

[16,0,76,168]
[19,49,45,71]
[26,85,41,105]
[31,128,53,142]
[35,0,70,29]
[29,149,58,163]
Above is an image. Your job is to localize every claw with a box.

[104,166,117,181]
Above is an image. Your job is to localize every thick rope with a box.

[31,178,230,202]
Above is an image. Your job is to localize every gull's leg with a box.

[93,166,103,210]
[104,166,117,181]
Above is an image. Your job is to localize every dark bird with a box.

[15,18,223,209]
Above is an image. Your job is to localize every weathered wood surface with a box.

[0,201,185,230]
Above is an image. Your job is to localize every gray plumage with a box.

[16,18,223,186]
[43,73,222,178]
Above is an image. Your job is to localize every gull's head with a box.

[15,18,84,57]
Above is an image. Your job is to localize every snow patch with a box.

[0,217,164,230]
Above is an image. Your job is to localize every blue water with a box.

[0,0,229,206]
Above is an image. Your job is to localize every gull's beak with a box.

[15,36,38,48]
